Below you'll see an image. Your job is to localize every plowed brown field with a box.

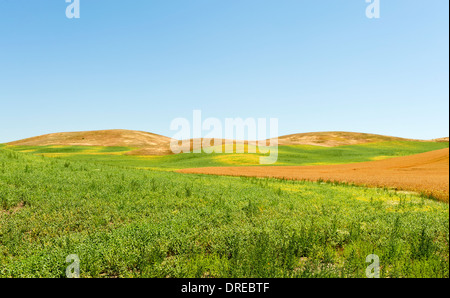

[178,148,450,202]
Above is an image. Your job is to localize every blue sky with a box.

[0,0,448,142]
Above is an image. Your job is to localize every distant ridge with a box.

[6,130,447,155]
[274,131,420,147]
[433,137,450,143]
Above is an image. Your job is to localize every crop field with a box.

[180,148,450,202]
[0,146,448,278]
[4,141,448,170]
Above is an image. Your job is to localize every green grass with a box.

[0,147,448,278]
[5,141,448,170]
[276,141,449,165]
[6,145,134,154]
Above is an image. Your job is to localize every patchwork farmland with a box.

[0,130,448,278]
[179,148,450,202]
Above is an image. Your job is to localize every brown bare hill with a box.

[7,130,446,156]
[433,137,450,143]
[275,131,418,147]
[180,132,444,149]
[163,132,422,152]
[7,129,174,156]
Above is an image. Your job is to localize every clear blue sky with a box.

[0,0,448,143]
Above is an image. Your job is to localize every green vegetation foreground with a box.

[0,148,448,277]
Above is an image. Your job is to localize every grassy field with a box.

[4,141,449,170]
[0,146,448,278]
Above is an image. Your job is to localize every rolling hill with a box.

[7,129,174,156]
[7,130,444,156]
[275,131,419,147]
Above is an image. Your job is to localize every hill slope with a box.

[433,137,450,142]
[275,131,418,147]
[7,129,174,155]
[6,130,445,156]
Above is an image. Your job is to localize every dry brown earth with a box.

[178,148,450,202]
[275,131,419,147]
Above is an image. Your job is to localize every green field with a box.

[4,141,449,170]
[0,145,448,278]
